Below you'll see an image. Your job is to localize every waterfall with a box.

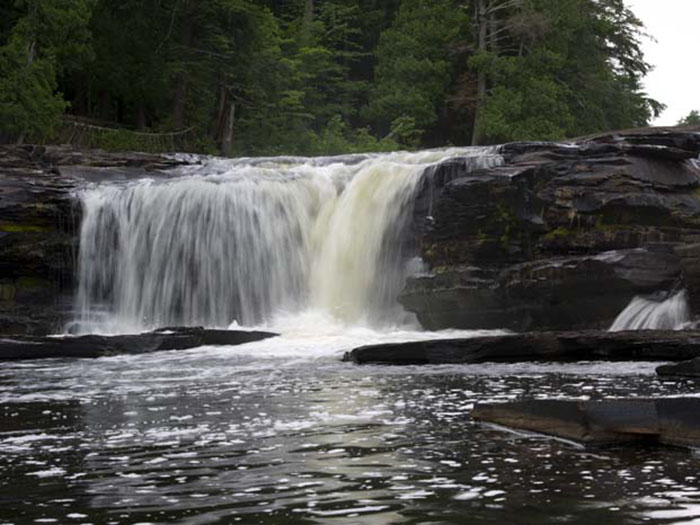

[72,147,502,333]
[609,290,690,331]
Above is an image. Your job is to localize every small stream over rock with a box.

[610,290,691,331]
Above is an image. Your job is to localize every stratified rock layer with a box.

[0,326,277,360]
[344,330,700,365]
[403,128,700,331]
[0,145,189,335]
[471,398,700,448]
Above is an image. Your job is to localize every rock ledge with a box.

[0,326,277,360]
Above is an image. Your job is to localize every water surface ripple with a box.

[1,339,699,524]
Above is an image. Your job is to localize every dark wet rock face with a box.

[3,129,700,335]
[0,326,277,360]
[404,129,700,330]
[471,398,700,449]
[657,357,700,378]
[344,330,700,365]
[0,145,189,335]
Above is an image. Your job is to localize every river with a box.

[2,328,699,524]
[2,148,699,524]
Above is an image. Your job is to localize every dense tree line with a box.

[0,0,663,155]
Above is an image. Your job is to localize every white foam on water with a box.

[213,309,508,361]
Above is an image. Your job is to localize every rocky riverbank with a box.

[343,329,700,365]
[0,326,277,360]
[404,127,700,331]
[2,128,700,336]
[0,145,192,335]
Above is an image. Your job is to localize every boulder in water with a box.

[0,327,277,360]
[656,358,700,378]
[471,398,700,448]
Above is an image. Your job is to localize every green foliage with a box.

[0,35,66,139]
[678,111,700,126]
[364,0,468,138]
[0,0,665,153]
[0,0,94,141]
[475,0,662,143]
[308,115,399,155]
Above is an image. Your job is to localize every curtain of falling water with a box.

[609,290,690,331]
[73,148,502,333]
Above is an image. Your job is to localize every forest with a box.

[0,0,665,156]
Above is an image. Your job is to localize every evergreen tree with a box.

[467,0,662,144]
[678,111,700,126]
[0,0,666,153]
[364,0,469,143]
[0,0,94,142]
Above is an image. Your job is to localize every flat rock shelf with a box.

[0,327,278,360]
[343,329,700,365]
[471,398,700,449]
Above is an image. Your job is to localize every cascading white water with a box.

[73,147,503,333]
[609,290,690,331]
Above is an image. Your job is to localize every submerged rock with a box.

[656,358,700,378]
[0,326,277,360]
[344,330,700,365]
[405,128,700,331]
[471,398,700,448]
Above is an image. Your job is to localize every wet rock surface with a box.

[0,145,192,335]
[471,397,700,448]
[344,329,700,365]
[405,127,700,330]
[656,357,700,378]
[0,326,277,360]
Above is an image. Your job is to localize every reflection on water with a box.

[1,339,700,524]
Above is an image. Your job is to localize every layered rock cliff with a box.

[0,145,187,334]
[2,128,699,336]
[403,127,700,331]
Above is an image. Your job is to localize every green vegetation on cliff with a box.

[0,0,662,155]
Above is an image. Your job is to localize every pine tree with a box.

[0,0,94,142]
[364,0,469,143]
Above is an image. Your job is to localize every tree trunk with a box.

[213,83,227,139]
[17,40,37,144]
[471,0,488,146]
[173,8,194,129]
[136,103,147,131]
[98,91,112,121]
[221,101,235,157]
